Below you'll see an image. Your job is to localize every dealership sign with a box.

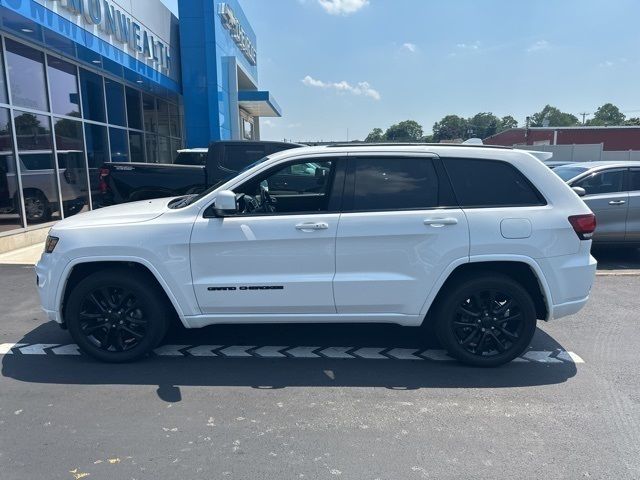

[50,0,172,74]
[218,2,257,66]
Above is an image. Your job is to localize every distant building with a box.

[485,126,640,151]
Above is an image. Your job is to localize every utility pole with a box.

[579,112,591,125]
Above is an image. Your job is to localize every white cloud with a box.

[402,42,417,53]
[527,40,550,52]
[302,75,381,100]
[456,41,481,50]
[317,0,369,15]
[598,58,627,68]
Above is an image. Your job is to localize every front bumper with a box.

[36,251,68,324]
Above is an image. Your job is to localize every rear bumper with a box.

[537,243,597,320]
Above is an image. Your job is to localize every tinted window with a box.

[129,132,145,163]
[54,118,88,218]
[142,94,157,133]
[125,87,142,130]
[5,39,48,111]
[574,169,625,195]
[47,57,80,117]
[174,152,206,166]
[444,158,544,207]
[104,79,126,127]
[553,166,589,182]
[351,157,438,211]
[79,69,105,122]
[221,145,266,171]
[109,128,128,162]
[629,169,640,192]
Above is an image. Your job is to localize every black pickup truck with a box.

[97,140,301,206]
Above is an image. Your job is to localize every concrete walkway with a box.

[0,243,44,266]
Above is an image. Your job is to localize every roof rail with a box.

[323,142,514,150]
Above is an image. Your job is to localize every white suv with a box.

[36,145,597,366]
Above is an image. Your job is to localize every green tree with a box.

[467,112,500,139]
[587,103,626,126]
[625,117,640,126]
[364,127,385,143]
[530,105,579,127]
[384,120,423,142]
[500,115,518,131]
[432,115,468,142]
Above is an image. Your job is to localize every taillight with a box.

[568,214,596,240]
[98,167,110,193]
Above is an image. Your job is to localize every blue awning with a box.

[238,90,282,117]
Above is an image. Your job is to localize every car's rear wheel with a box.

[65,268,170,362]
[434,274,537,367]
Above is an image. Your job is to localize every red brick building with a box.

[484,126,640,151]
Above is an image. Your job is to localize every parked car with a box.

[553,161,640,246]
[37,144,597,366]
[97,140,301,206]
[0,152,87,223]
[544,161,574,169]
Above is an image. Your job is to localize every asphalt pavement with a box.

[1,264,639,479]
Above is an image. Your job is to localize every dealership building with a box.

[0,0,281,243]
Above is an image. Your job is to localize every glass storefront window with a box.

[158,136,172,164]
[125,87,142,130]
[47,56,81,117]
[142,94,157,133]
[5,38,49,112]
[80,68,106,123]
[84,123,108,208]
[170,138,182,164]
[109,128,128,162]
[129,132,145,163]
[168,102,181,138]
[105,79,126,127]
[54,118,89,217]
[0,49,8,104]
[13,110,61,225]
[157,99,170,136]
[145,134,158,163]
[0,108,23,232]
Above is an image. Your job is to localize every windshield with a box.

[553,166,590,182]
[170,155,271,208]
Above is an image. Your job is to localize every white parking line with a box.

[0,343,586,364]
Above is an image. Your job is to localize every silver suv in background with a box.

[554,161,640,246]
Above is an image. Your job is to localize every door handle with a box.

[609,200,626,205]
[295,222,329,231]
[423,217,458,227]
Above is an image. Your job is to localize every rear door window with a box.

[443,157,545,207]
[220,145,266,172]
[348,157,440,211]
[627,169,640,192]
[573,169,625,195]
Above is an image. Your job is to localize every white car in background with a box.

[36,144,597,366]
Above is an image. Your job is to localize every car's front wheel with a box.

[434,273,537,367]
[65,268,170,362]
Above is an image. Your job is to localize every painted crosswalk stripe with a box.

[0,343,586,364]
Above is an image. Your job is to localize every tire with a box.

[65,268,170,363]
[434,273,537,367]
[23,190,51,223]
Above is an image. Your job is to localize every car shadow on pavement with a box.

[2,322,578,401]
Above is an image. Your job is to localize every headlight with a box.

[45,236,59,254]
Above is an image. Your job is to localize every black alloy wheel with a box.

[435,274,537,367]
[78,286,149,352]
[66,268,170,362]
[452,289,524,357]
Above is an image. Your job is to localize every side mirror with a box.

[572,186,586,197]
[213,190,237,217]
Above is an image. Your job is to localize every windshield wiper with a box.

[169,194,198,209]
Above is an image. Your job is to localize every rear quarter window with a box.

[443,157,546,208]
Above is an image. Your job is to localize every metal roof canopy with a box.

[238,90,282,117]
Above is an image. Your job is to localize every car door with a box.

[190,156,344,315]
[626,168,640,243]
[572,168,628,242]
[334,154,469,315]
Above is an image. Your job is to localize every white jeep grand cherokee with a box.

[36,144,597,366]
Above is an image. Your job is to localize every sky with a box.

[161,0,640,142]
